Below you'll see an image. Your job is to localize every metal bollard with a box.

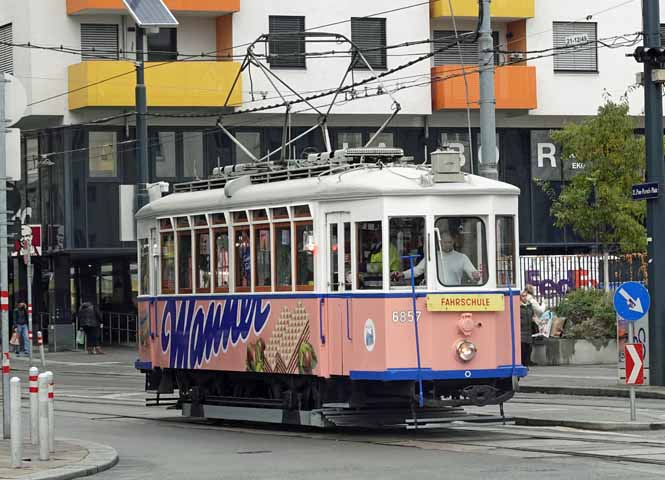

[46,371,55,453]
[10,377,22,468]
[37,331,46,368]
[29,367,39,446]
[38,373,49,461]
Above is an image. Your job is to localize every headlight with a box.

[456,340,477,362]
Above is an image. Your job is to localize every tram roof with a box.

[136,165,520,220]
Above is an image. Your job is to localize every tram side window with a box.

[161,231,175,294]
[496,216,516,287]
[139,239,149,295]
[178,231,193,293]
[295,222,314,290]
[434,217,488,286]
[196,230,211,292]
[274,223,292,290]
[389,217,426,288]
[235,227,251,291]
[254,225,271,290]
[357,221,391,290]
[213,229,230,292]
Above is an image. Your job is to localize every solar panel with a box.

[123,0,179,28]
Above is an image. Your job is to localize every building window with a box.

[351,17,387,70]
[0,23,13,74]
[553,22,598,73]
[148,28,177,62]
[336,132,363,149]
[183,131,204,178]
[154,131,176,178]
[235,131,261,164]
[434,217,487,286]
[433,30,500,66]
[369,131,393,148]
[80,24,119,60]
[268,16,306,69]
[89,131,117,178]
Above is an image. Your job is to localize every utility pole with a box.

[135,27,149,210]
[0,75,11,438]
[638,0,665,386]
[478,0,498,180]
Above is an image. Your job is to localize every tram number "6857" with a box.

[392,311,422,323]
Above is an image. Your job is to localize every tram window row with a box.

[138,208,517,296]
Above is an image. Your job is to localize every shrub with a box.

[555,288,615,339]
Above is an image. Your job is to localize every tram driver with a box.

[393,231,481,286]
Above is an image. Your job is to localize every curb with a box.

[515,416,665,432]
[520,385,665,400]
[19,439,118,480]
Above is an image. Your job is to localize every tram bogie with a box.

[135,149,526,427]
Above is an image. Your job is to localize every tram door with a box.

[326,213,351,374]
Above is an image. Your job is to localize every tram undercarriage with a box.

[144,368,516,427]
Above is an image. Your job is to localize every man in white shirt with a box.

[395,232,481,285]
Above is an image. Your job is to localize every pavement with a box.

[0,347,664,479]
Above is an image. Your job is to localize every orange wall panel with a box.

[68,0,239,15]
[431,65,537,110]
[216,15,233,61]
[507,20,527,53]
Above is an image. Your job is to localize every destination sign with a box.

[426,294,505,312]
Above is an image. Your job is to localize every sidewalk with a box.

[521,364,665,399]
[0,438,117,480]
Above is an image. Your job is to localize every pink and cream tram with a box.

[135,148,526,426]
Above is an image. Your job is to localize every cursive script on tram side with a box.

[160,298,271,369]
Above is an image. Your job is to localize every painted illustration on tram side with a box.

[140,298,320,376]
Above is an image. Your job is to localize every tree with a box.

[545,100,646,254]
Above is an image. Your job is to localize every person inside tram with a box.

[393,231,481,286]
[359,224,399,289]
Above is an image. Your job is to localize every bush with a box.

[555,289,615,339]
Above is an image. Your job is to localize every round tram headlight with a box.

[455,339,477,362]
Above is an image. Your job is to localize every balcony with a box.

[67,0,239,15]
[431,0,534,19]
[68,61,242,110]
[431,65,537,110]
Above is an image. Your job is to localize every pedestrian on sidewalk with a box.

[12,302,30,356]
[520,289,538,366]
[78,301,103,355]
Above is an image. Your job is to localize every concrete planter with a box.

[531,337,617,366]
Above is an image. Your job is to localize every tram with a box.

[134,147,527,427]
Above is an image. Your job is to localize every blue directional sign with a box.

[632,182,659,200]
[614,281,650,322]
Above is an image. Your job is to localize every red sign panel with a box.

[625,343,644,385]
[12,225,42,257]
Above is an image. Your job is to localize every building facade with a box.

[0,0,655,322]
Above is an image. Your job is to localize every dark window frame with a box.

[552,21,598,73]
[351,17,387,70]
[268,16,306,69]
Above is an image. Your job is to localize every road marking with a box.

[11,357,122,366]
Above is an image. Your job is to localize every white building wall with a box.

[233,0,432,116]
[527,0,662,118]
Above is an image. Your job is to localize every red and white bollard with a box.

[46,371,55,453]
[10,377,22,468]
[38,373,49,461]
[37,331,46,368]
[29,366,39,446]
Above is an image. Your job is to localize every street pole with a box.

[25,239,33,366]
[0,74,11,438]
[478,0,498,180]
[135,27,149,211]
[641,0,665,386]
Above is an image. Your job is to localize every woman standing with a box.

[78,301,103,354]
[519,290,536,366]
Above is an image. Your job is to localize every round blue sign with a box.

[613,281,650,322]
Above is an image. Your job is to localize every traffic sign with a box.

[632,182,659,200]
[626,343,644,385]
[614,281,650,322]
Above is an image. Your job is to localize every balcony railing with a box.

[431,65,537,111]
[68,60,242,110]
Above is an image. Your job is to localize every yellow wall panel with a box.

[431,0,534,19]
[68,61,242,110]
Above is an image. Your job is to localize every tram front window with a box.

[357,221,396,290]
[389,217,426,288]
[434,217,488,287]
